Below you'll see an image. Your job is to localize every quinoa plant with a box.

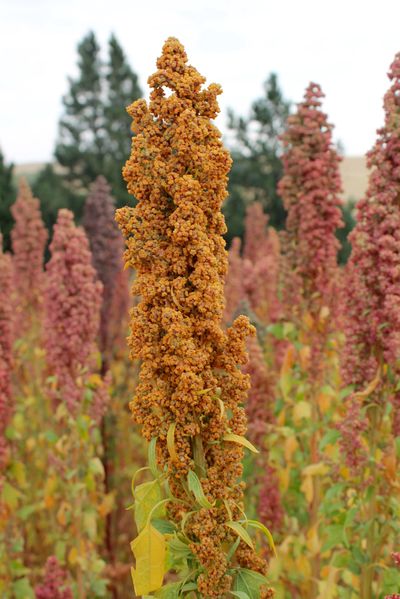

[117,38,274,598]
[336,53,400,599]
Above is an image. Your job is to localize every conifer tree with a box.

[55,32,104,188]
[224,73,290,242]
[55,32,142,204]
[0,149,16,251]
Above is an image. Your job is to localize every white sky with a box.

[1,0,400,163]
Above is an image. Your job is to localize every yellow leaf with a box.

[299,346,311,370]
[293,401,312,423]
[295,554,312,578]
[223,433,259,453]
[319,306,330,323]
[302,462,329,477]
[303,311,314,330]
[98,493,115,518]
[11,461,27,487]
[281,345,295,376]
[68,547,78,565]
[130,523,165,595]
[306,525,321,556]
[167,422,177,462]
[353,367,380,399]
[317,393,331,414]
[278,467,290,493]
[57,502,70,526]
[301,475,313,503]
[284,436,298,463]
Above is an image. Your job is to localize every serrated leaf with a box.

[223,433,259,454]
[131,523,166,595]
[134,481,164,532]
[226,521,254,550]
[245,519,277,556]
[187,470,214,508]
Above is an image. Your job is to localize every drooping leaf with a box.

[226,521,254,550]
[187,470,214,508]
[246,519,277,556]
[167,422,177,461]
[223,433,259,454]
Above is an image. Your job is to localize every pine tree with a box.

[224,73,290,242]
[55,32,104,188]
[104,34,142,202]
[55,31,142,205]
[0,149,16,251]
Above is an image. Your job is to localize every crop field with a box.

[1,36,400,599]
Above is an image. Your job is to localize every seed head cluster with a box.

[278,83,343,310]
[343,54,400,387]
[117,37,268,595]
[0,234,13,470]
[11,179,48,325]
[44,210,103,414]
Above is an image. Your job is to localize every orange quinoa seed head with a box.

[117,37,269,594]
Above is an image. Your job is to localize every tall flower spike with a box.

[0,233,14,471]
[44,209,103,414]
[83,176,126,360]
[278,83,343,309]
[343,53,400,385]
[117,38,270,597]
[11,178,48,326]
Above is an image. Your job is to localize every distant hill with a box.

[339,156,368,202]
[14,157,369,202]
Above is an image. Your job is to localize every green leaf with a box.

[245,519,276,556]
[167,535,192,559]
[319,429,340,451]
[89,457,105,478]
[1,482,22,509]
[134,481,164,532]
[321,524,345,552]
[339,385,354,400]
[149,437,159,478]
[154,582,181,598]
[230,592,251,599]
[12,577,35,599]
[226,521,254,550]
[233,569,269,598]
[151,519,176,535]
[266,323,284,340]
[223,433,259,454]
[187,470,214,508]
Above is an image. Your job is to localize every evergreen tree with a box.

[55,31,142,205]
[0,149,16,251]
[55,32,104,188]
[104,34,142,203]
[32,164,83,241]
[224,73,290,243]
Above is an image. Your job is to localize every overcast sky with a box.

[1,0,400,163]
